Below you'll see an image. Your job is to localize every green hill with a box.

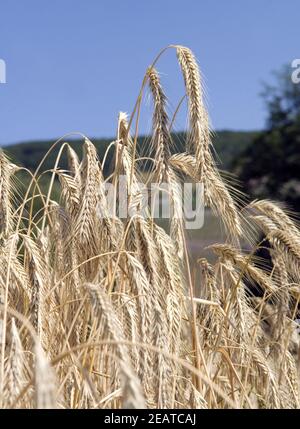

[1,130,258,174]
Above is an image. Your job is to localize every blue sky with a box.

[0,0,299,145]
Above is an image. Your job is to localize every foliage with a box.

[234,66,300,211]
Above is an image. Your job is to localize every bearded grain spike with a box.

[0,151,14,236]
[147,68,185,257]
[176,46,210,179]
[176,47,242,239]
[4,319,24,407]
[85,283,146,409]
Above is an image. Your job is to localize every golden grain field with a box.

[0,46,300,409]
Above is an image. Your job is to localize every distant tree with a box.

[262,65,300,128]
[234,65,300,211]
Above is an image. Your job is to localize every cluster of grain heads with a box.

[0,45,299,409]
